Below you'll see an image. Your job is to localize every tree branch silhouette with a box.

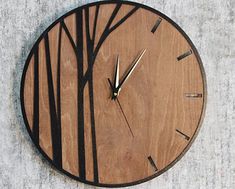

[55,3,139,183]
[83,4,139,83]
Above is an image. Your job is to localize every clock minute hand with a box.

[117,49,146,91]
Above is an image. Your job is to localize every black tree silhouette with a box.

[31,3,139,183]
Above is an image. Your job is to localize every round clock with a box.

[21,0,206,187]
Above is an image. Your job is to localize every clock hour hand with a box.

[117,49,146,91]
[113,56,120,99]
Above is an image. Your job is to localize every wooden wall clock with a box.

[21,0,207,187]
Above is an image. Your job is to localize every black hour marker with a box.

[151,18,162,33]
[185,93,203,98]
[177,50,192,61]
[148,156,158,172]
[176,129,190,141]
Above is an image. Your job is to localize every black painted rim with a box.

[20,0,207,187]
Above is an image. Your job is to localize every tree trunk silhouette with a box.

[33,3,139,183]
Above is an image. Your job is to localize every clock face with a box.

[21,1,206,187]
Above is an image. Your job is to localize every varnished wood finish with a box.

[21,1,206,187]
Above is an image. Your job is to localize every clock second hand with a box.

[116,97,134,138]
[108,78,134,138]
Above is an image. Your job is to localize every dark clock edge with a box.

[20,0,207,188]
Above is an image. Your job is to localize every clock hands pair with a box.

[108,49,146,138]
[111,49,147,99]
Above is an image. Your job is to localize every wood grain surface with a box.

[21,1,206,187]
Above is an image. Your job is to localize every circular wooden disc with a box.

[21,1,207,187]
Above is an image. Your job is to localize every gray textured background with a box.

[0,0,235,188]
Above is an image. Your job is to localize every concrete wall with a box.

[0,0,234,188]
